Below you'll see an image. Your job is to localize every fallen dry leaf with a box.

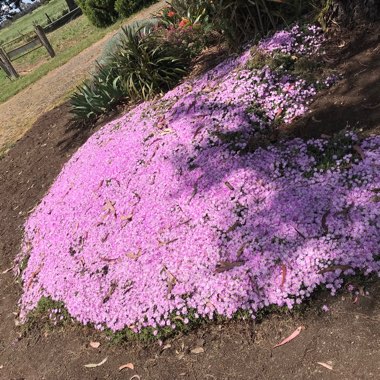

[103,200,116,217]
[275,108,283,119]
[1,266,13,274]
[317,362,333,370]
[89,341,101,349]
[353,144,365,160]
[84,357,108,368]
[191,347,205,354]
[280,264,287,290]
[216,260,244,273]
[119,363,134,371]
[318,265,352,274]
[321,210,330,234]
[273,326,304,348]
[224,181,235,191]
[126,250,142,261]
[162,344,172,351]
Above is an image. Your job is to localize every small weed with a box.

[305,130,359,177]
[19,254,30,273]
[24,297,71,333]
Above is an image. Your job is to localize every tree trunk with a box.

[65,0,77,11]
[325,0,380,26]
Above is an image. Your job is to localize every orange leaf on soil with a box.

[273,326,304,348]
[84,357,107,368]
[317,362,333,370]
[119,363,134,371]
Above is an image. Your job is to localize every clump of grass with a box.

[24,297,71,332]
[248,48,322,79]
[305,130,360,177]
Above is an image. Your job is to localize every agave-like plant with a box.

[70,63,124,120]
[112,25,190,101]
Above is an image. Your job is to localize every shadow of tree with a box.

[160,26,380,309]
[287,22,380,138]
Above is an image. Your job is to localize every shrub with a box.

[154,24,210,59]
[170,0,312,48]
[70,64,124,119]
[77,0,119,27]
[114,0,157,18]
[100,19,159,61]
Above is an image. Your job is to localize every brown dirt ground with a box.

[0,0,166,156]
[0,22,379,380]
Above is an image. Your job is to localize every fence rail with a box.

[44,7,82,33]
[0,7,82,79]
[7,37,40,60]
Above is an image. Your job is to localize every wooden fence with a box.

[44,7,82,34]
[0,7,82,79]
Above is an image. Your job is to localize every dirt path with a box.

[0,22,379,380]
[0,1,165,155]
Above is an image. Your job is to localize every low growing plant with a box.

[70,63,124,120]
[112,25,190,100]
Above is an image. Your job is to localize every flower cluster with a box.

[17,26,380,333]
[259,24,324,56]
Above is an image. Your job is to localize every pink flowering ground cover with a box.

[17,26,380,335]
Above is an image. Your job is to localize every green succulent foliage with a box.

[112,25,190,101]
[100,18,159,62]
[77,0,119,28]
[70,64,124,120]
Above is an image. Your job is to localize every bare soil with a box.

[0,22,379,380]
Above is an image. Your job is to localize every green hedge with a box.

[77,0,119,27]
[78,0,158,27]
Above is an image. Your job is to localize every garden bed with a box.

[15,24,380,339]
[0,21,379,380]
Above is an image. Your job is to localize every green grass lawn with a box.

[0,0,69,45]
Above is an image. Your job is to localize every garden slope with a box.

[17,26,380,334]
[0,22,379,380]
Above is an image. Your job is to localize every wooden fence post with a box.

[0,47,19,79]
[34,25,55,58]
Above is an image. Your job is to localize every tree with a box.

[0,0,77,24]
[0,0,24,22]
